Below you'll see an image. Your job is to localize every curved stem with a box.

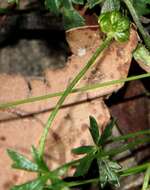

[120,163,150,177]
[38,36,112,157]
[0,73,149,109]
[124,0,150,50]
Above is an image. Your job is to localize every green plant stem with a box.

[0,73,150,109]
[124,0,150,50]
[67,178,99,187]
[38,36,113,157]
[108,129,150,142]
[106,137,150,157]
[120,163,150,177]
[142,166,150,190]
[49,163,150,188]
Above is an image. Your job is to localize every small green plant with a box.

[7,116,150,190]
[0,0,150,189]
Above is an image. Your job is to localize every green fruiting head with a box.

[98,11,130,42]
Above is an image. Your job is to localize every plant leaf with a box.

[7,149,39,172]
[98,118,115,146]
[10,177,47,190]
[133,44,150,66]
[74,153,94,176]
[89,116,100,145]
[48,180,70,190]
[97,158,120,188]
[107,161,122,170]
[72,0,84,5]
[86,0,104,9]
[44,0,62,15]
[114,30,130,42]
[62,8,85,30]
[107,137,150,156]
[31,146,49,172]
[72,146,94,155]
[63,0,73,9]
[132,0,150,16]
[101,0,120,13]
[99,11,130,42]
[44,0,85,29]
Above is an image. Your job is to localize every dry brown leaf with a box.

[0,26,138,189]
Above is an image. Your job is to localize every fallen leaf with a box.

[0,25,138,189]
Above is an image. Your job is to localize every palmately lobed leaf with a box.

[97,157,120,188]
[98,11,130,42]
[31,146,49,172]
[98,118,115,146]
[74,152,95,177]
[48,179,70,190]
[44,0,85,30]
[62,8,85,30]
[7,149,39,172]
[107,161,122,170]
[132,0,150,16]
[133,44,150,66]
[10,177,47,190]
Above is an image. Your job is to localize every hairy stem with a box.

[108,129,150,142]
[0,73,149,109]
[106,137,150,157]
[38,36,112,157]
[124,0,150,50]
[52,163,150,187]
[120,163,150,177]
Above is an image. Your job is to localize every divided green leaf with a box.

[97,157,121,188]
[74,152,94,177]
[132,0,150,16]
[44,0,85,30]
[48,179,70,190]
[99,11,130,42]
[62,8,85,30]
[31,146,49,172]
[10,177,47,190]
[133,44,150,66]
[98,118,116,146]
[7,149,39,172]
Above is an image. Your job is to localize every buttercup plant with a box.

[7,116,150,190]
[0,0,150,189]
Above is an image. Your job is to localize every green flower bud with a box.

[133,44,150,66]
[98,11,130,42]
